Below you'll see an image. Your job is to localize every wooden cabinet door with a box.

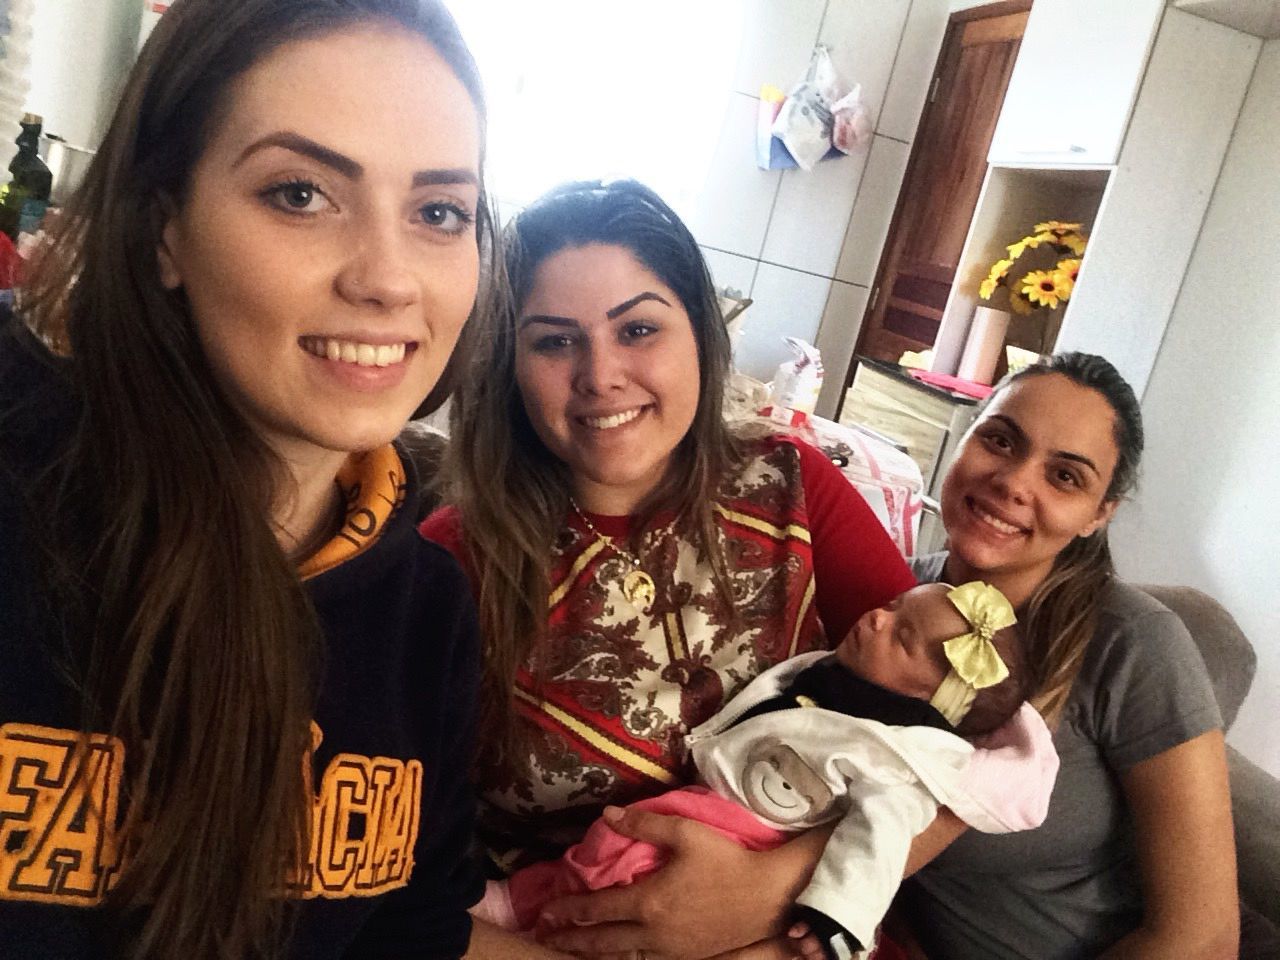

[853,3,1029,367]
[988,0,1164,165]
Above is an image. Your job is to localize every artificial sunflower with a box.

[979,258,1014,299]
[1058,232,1087,255]
[1035,220,1082,235]
[981,220,1089,315]
[1021,269,1071,309]
[1055,257,1082,284]
[1008,290,1035,315]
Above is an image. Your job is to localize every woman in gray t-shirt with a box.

[898,353,1235,959]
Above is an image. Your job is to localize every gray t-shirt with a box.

[900,553,1222,960]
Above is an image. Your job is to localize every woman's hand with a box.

[1099,731,1238,959]
[537,806,831,959]
[705,923,826,960]
[465,917,578,960]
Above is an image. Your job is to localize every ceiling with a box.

[1173,0,1280,38]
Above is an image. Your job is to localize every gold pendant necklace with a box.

[569,499,656,613]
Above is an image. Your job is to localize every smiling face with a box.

[157,23,481,477]
[836,583,957,699]
[940,373,1121,603]
[514,243,702,515]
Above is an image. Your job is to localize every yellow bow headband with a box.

[928,581,1016,727]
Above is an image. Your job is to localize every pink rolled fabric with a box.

[503,785,790,933]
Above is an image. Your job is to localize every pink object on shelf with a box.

[957,306,1011,385]
[907,368,993,399]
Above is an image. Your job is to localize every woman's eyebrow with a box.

[1055,450,1101,476]
[234,131,361,178]
[234,131,477,189]
[412,168,479,188]
[606,292,671,319]
[986,414,1026,441]
[518,314,576,330]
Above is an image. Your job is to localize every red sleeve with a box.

[418,506,479,593]
[791,437,916,643]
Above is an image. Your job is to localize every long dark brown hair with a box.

[16,1,491,957]
[983,353,1144,722]
[441,179,740,771]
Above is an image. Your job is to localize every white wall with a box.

[1111,38,1280,776]
[26,0,141,149]
[684,0,951,400]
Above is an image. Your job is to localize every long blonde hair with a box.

[989,353,1144,723]
[441,180,740,770]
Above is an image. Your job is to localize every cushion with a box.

[1136,584,1255,729]
[1230,746,1280,927]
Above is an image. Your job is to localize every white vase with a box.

[957,306,1011,385]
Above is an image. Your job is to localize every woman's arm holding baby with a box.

[467,919,579,960]
[713,810,966,960]
[537,808,836,959]
[538,806,967,960]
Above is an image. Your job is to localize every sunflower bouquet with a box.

[978,220,1088,349]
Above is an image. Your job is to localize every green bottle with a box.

[0,113,54,241]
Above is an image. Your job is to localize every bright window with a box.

[445,0,744,218]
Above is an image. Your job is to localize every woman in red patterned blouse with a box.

[421,179,1051,960]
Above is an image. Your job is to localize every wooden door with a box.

[852,2,1030,367]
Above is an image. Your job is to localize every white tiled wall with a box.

[691,0,950,410]
[734,263,833,379]
[833,135,912,286]
[682,92,782,259]
[730,0,828,97]
[814,280,872,415]
[819,0,912,124]
[879,0,953,139]
[761,148,872,277]
[700,246,758,299]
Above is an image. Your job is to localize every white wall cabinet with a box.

[930,6,1258,399]
[988,0,1164,166]
[1054,9,1259,393]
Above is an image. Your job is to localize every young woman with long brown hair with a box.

[898,353,1238,959]
[421,180,1058,960]
[0,1,495,957]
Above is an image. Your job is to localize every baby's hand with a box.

[785,919,828,960]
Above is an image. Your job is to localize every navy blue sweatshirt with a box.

[0,323,483,958]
